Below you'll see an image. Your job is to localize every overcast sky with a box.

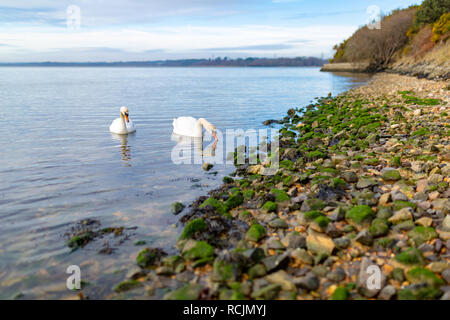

[0,0,419,62]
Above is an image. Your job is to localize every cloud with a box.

[204,43,295,51]
[0,1,249,27]
[0,24,355,61]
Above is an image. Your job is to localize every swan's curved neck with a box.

[120,113,128,133]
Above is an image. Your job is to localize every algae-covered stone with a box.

[182,240,214,261]
[407,226,437,246]
[202,162,213,171]
[179,218,207,240]
[245,224,266,242]
[67,232,94,250]
[243,189,255,199]
[381,169,401,181]
[200,197,228,215]
[300,198,325,211]
[212,258,238,282]
[393,220,415,231]
[270,189,290,203]
[248,264,267,279]
[345,205,373,225]
[225,192,244,210]
[369,218,390,237]
[251,284,281,299]
[164,284,202,300]
[136,248,166,268]
[239,210,252,221]
[391,268,405,282]
[113,280,142,293]
[170,201,185,214]
[393,200,416,212]
[406,267,444,286]
[395,247,426,266]
[397,285,441,300]
[262,201,277,213]
[331,287,349,300]
[268,218,288,229]
[356,177,378,189]
[223,176,234,183]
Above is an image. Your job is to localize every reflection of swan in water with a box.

[171,133,217,162]
[111,133,132,165]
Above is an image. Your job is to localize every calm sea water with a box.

[0,67,370,299]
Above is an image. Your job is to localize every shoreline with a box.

[114,73,449,300]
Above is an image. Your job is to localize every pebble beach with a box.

[111,73,450,300]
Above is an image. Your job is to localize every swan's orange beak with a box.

[124,113,129,123]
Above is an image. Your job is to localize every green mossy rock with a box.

[248,264,267,279]
[179,218,207,240]
[314,215,331,228]
[262,201,277,212]
[136,248,166,268]
[369,218,390,237]
[406,267,444,287]
[270,189,290,202]
[170,201,185,214]
[395,248,426,266]
[397,286,441,300]
[243,190,255,199]
[67,232,94,250]
[239,210,252,221]
[301,198,325,211]
[200,197,228,215]
[225,192,244,210]
[245,224,266,242]
[250,284,281,299]
[182,241,214,261]
[223,176,234,183]
[345,205,373,225]
[304,210,325,220]
[381,170,401,181]
[212,259,237,282]
[113,280,142,293]
[393,200,416,211]
[331,287,349,300]
[164,284,202,300]
[407,226,437,246]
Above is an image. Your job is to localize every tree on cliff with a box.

[331,7,416,71]
[414,0,450,26]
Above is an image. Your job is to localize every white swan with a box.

[109,106,136,134]
[172,117,217,140]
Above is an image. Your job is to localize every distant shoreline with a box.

[0,57,327,68]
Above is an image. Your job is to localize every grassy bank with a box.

[114,73,449,300]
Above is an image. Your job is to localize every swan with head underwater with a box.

[109,106,136,134]
[172,117,217,140]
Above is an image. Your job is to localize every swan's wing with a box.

[126,119,136,133]
[173,117,198,136]
[110,118,125,133]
